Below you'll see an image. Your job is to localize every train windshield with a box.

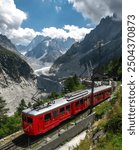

[27,117,33,124]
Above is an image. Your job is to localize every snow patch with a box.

[34,66,52,76]
[21,51,27,55]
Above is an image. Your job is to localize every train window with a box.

[45,113,51,122]
[27,117,33,124]
[53,110,58,118]
[66,105,70,111]
[22,115,26,122]
[80,99,84,105]
[76,101,79,107]
[60,107,65,114]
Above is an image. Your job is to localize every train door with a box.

[75,100,81,114]
[51,109,60,127]
[80,99,84,110]
[38,115,44,133]
[59,107,67,121]
[84,97,88,108]
[92,94,95,106]
[44,112,52,132]
[93,94,99,105]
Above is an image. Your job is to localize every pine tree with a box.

[17,99,27,115]
[73,74,80,85]
[64,77,74,92]
[0,97,9,124]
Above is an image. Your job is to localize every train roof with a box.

[22,85,111,116]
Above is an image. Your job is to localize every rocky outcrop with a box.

[50,16,122,78]
[0,45,38,115]
[25,37,75,63]
[0,34,17,52]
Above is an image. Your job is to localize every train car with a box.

[22,85,112,136]
[93,85,112,106]
[22,89,92,136]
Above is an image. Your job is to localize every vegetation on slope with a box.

[101,57,122,80]
[33,75,85,106]
[74,82,122,150]
[0,75,85,139]
[0,98,32,139]
[0,97,21,139]
[63,74,85,93]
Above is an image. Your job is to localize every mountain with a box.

[0,44,38,115]
[49,16,122,78]
[26,35,45,52]
[0,34,17,52]
[25,37,75,62]
[16,35,46,56]
[0,45,34,81]
[16,44,27,55]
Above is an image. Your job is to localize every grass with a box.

[73,82,122,150]
[0,113,22,139]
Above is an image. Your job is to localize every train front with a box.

[22,108,36,136]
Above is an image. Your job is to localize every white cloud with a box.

[64,25,92,41]
[55,6,62,13]
[0,0,27,30]
[0,0,35,45]
[42,27,67,39]
[0,0,92,45]
[42,25,92,41]
[7,28,39,45]
[68,0,122,23]
[8,25,92,45]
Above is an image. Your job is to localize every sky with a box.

[0,0,122,46]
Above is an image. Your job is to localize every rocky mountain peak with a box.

[0,34,17,52]
[0,45,34,82]
[25,37,75,63]
[49,16,122,78]
[26,35,46,52]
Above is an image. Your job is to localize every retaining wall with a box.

[39,113,95,150]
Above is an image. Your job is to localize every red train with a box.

[22,85,112,136]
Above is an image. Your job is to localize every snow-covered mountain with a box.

[25,37,75,62]
[26,35,45,52]
[50,16,122,78]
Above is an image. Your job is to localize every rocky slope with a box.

[49,16,122,78]
[26,35,45,52]
[25,37,75,63]
[0,44,38,115]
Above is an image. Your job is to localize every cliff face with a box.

[0,44,37,116]
[0,45,34,82]
[50,16,122,78]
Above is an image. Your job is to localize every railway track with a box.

[0,134,27,150]
[0,109,91,150]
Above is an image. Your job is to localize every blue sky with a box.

[15,0,94,31]
[0,0,121,45]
